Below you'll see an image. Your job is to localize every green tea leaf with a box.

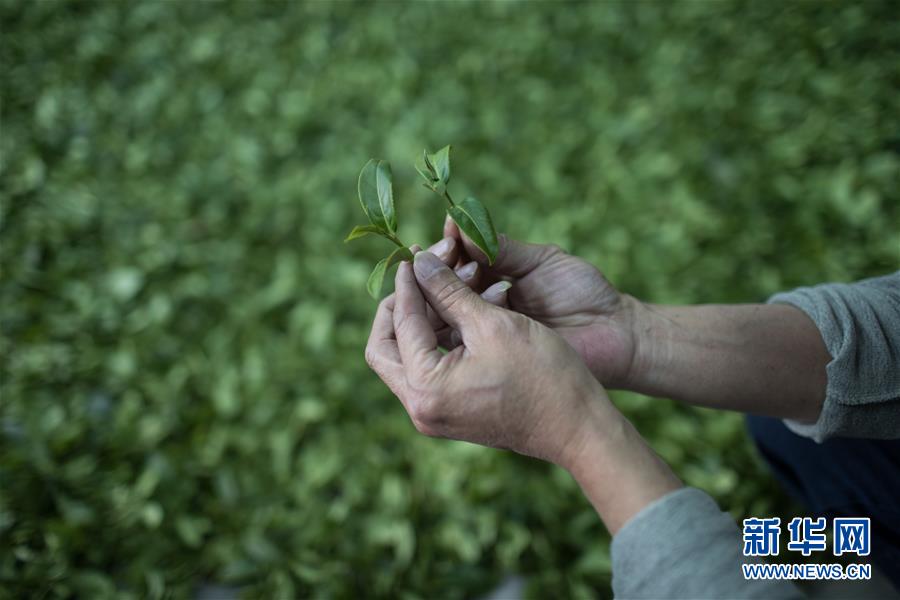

[422,150,438,179]
[366,246,414,299]
[427,145,451,185]
[415,163,436,186]
[448,196,499,264]
[417,151,441,189]
[358,159,396,233]
[344,224,385,242]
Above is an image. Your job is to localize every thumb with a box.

[459,232,554,278]
[413,251,489,331]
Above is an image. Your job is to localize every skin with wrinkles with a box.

[366,254,608,465]
[365,250,683,534]
[441,217,829,421]
[366,223,829,535]
[442,217,636,385]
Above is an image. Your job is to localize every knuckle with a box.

[364,345,378,369]
[544,243,565,258]
[409,406,437,437]
[409,402,428,426]
[437,281,473,314]
[408,394,442,428]
[411,417,438,437]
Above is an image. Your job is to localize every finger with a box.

[446,216,473,269]
[481,280,512,309]
[369,294,397,345]
[412,251,489,331]
[365,295,408,404]
[427,236,459,267]
[455,261,482,291]
[436,326,456,350]
[437,280,510,350]
[443,213,460,239]
[426,304,445,331]
[454,250,469,271]
[446,216,471,269]
[393,260,441,370]
[426,259,480,333]
[459,232,553,278]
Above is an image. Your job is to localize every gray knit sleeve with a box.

[611,488,802,599]
[768,271,900,442]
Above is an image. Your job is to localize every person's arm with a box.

[563,400,682,534]
[443,225,900,438]
[566,395,802,599]
[366,249,683,532]
[440,224,829,421]
[367,252,801,598]
[608,488,803,599]
[563,406,801,599]
[624,271,900,439]
[622,301,831,422]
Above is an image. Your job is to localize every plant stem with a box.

[385,231,406,248]
[443,189,456,208]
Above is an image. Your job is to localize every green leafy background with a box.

[2,1,898,598]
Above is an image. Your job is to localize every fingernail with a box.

[456,261,477,280]
[413,251,444,279]
[482,280,512,301]
[428,237,452,258]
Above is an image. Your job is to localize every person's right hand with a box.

[366,250,683,534]
[442,218,639,387]
[365,251,619,466]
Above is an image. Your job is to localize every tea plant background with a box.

[2,1,898,598]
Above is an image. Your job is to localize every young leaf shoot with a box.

[420,145,499,264]
[347,145,500,299]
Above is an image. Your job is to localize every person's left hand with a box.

[416,237,513,348]
[364,250,620,466]
[437,218,638,388]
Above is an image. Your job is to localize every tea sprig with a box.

[347,146,499,299]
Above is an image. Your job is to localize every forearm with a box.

[564,398,800,598]
[563,399,682,535]
[623,299,831,421]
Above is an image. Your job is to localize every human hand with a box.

[414,237,515,348]
[439,218,639,387]
[364,250,621,467]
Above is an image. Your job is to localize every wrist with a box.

[609,294,661,391]
[570,293,649,389]
[561,394,683,534]
[556,386,628,473]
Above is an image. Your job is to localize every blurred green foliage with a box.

[1,1,898,598]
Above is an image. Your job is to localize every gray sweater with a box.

[611,272,900,599]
